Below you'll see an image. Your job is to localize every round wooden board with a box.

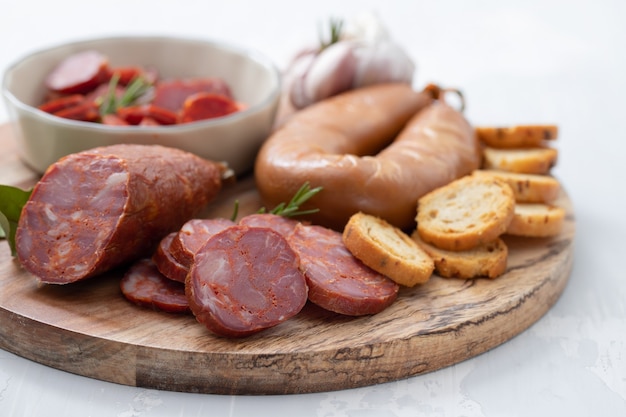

[0,123,575,395]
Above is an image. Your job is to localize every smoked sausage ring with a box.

[254,83,481,231]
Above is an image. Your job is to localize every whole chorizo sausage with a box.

[16,144,227,284]
[254,83,480,231]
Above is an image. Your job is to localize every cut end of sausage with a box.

[16,154,129,284]
[186,225,308,338]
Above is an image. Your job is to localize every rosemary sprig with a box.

[98,74,152,116]
[259,182,323,217]
[228,182,322,222]
[319,18,344,51]
[99,73,121,116]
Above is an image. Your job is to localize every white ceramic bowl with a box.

[2,36,281,175]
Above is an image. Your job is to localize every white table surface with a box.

[1,1,625,416]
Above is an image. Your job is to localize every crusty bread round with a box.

[506,203,566,237]
[416,174,515,251]
[472,169,561,203]
[475,124,558,148]
[343,212,434,287]
[411,232,508,279]
[482,146,558,175]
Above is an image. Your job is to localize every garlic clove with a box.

[352,41,415,88]
[291,41,357,109]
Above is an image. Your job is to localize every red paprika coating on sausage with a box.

[288,223,399,316]
[179,93,240,123]
[152,78,233,112]
[108,66,158,86]
[238,213,300,238]
[16,144,225,284]
[53,100,100,122]
[38,94,85,114]
[120,258,190,314]
[138,117,160,126]
[45,50,110,95]
[186,225,308,338]
[116,104,178,125]
[101,113,130,126]
[168,218,236,269]
[152,232,189,283]
[85,83,126,104]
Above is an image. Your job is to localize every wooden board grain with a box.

[0,123,575,395]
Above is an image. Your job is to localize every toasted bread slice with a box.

[482,146,558,175]
[476,125,558,148]
[416,174,515,251]
[472,169,561,203]
[343,212,434,287]
[506,203,566,237]
[412,232,508,279]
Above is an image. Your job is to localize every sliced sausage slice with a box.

[152,78,233,112]
[179,93,240,123]
[16,144,226,284]
[186,225,308,338]
[52,100,100,122]
[45,50,110,95]
[288,223,399,316]
[152,232,189,283]
[38,94,86,114]
[169,218,236,268]
[238,213,300,238]
[116,104,178,125]
[120,258,190,314]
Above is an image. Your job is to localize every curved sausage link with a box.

[254,83,480,231]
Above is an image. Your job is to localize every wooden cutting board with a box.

[0,123,575,395]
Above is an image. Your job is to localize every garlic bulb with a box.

[285,12,415,110]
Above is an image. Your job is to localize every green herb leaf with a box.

[98,74,152,117]
[99,73,121,116]
[259,182,323,218]
[319,18,344,51]
[230,199,240,222]
[0,184,32,256]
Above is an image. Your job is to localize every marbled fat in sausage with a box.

[186,225,308,338]
[120,258,190,314]
[16,144,226,284]
[238,213,300,238]
[169,218,236,269]
[288,223,399,316]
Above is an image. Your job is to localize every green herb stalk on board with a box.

[231,182,323,222]
[0,185,32,256]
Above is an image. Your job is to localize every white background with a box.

[1,0,625,416]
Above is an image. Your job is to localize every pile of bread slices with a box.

[342,124,565,286]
